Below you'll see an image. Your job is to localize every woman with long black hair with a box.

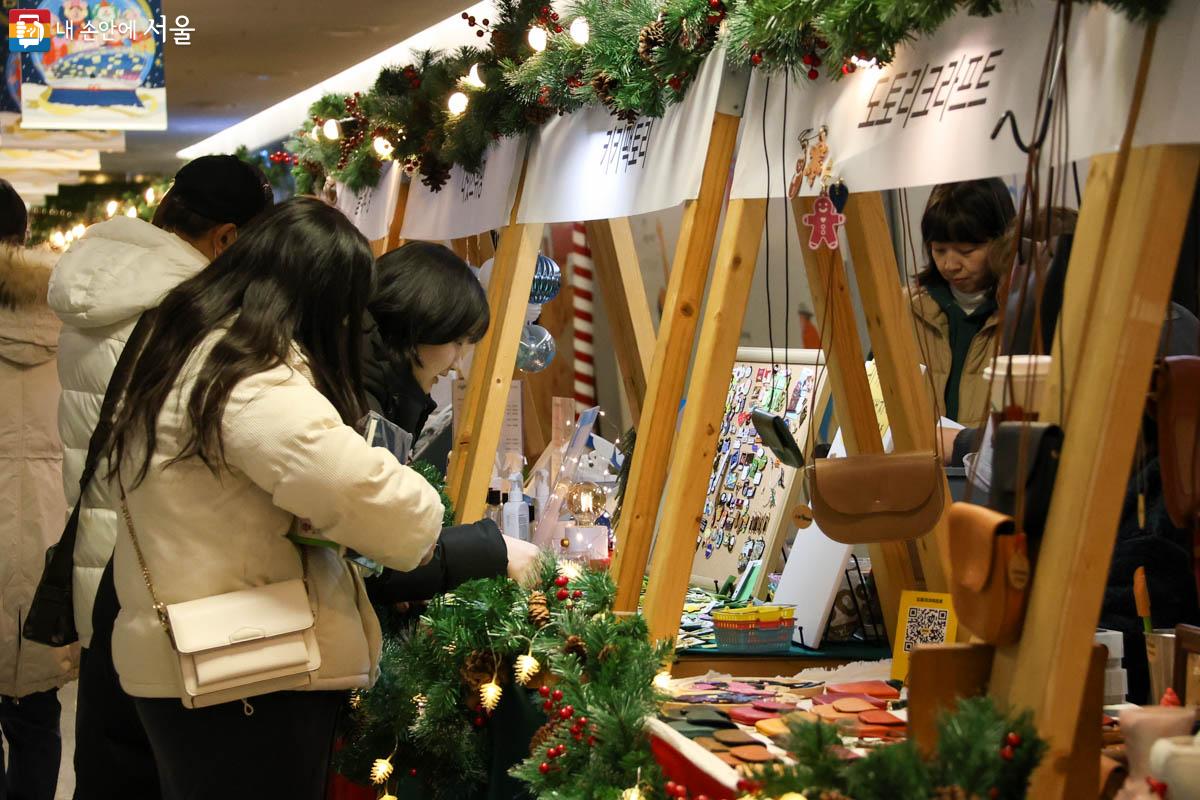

[103,198,444,799]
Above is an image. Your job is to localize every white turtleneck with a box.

[950,285,989,316]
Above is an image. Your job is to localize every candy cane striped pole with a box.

[568,222,597,415]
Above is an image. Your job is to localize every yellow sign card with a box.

[890,590,958,682]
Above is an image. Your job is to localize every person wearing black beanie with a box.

[47,154,273,800]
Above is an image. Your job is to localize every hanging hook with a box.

[990,41,1064,154]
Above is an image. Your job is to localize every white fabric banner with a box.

[334,161,403,242]
[518,49,727,224]
[400,137,525,241]
[731,3,1199,199]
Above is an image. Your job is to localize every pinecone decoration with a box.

[591,72,619,108]
[563,634,587,662]
[418,154,451,191]
[637,17,666,63]
[529,721,558,755]
[932,788,970,800]
[597,643,617,663]
[528,591,551,628]
[460,650,500,695]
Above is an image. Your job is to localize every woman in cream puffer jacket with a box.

[104,198,442,800]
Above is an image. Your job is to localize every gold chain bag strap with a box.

[119,484,321,709]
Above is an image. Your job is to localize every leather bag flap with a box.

[166,579,313,655]
[993,423,1063,495]
[949,503,1014,592]
[813,452,940,515]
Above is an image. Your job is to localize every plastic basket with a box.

[711,606,795,653]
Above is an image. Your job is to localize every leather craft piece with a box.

[694,736,728,753]
[727,706,779,725]
[948,502,1029,645]
[716,752,744,768]
[658,708,688,721]
[858,709,905,726]
[832,697,878,714]
[778,682,825,700]
[812,703,857,721]
[827,681,900,699]
[812,692,886,708]
[685,708,735,728]
[753,700,799,712]
[853,724,907,739]
[808,452,944,544]
[727,682,773,695]
[785,710,819,725]
[755,717,791,739]
[728,744,775,763]
[713,729,759,746]
[989,421,1063,558]
[666,721,712,739]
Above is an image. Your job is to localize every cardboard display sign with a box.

[518,49,727,224]
[731,3,1199,199]
[400,137,525,242]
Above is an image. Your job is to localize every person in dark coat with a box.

[362,241,540,605]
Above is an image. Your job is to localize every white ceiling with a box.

[102,0,475,175]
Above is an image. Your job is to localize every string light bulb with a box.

[144,186,155,204]
[514,653,540,685]
[322,118,341,140]
[479,678,503,711]
[71,223,86,239]
[653,669,672,691]
[105,199,118,217]
[50,230,66,249]
[527,25,547,52]
[447,91,469,115]
[463,63,485,88]
[125,207,137,218]
[569,17,590,45]
[373,136,394,159]
[370,757,394,785]
[309,126,321,142]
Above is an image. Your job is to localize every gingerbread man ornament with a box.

[802,195,845,250]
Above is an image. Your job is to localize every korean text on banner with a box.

[731,3,1200,199]
[517,48,726,224]
[400,136,525,241]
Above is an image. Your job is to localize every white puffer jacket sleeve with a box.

[221,362,444,571]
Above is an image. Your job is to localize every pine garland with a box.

[746,697,1046,800]
[336,554,671,800]
[286,0,1170,190]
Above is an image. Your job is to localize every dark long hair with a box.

[917,178,1016,287]
[0,179,27,245]
[368,241,489,365]
[109,198,375,485]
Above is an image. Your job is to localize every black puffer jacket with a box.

[361,314,507,605]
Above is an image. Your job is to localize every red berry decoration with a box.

[750,52,763,66]
[706,14,720,24]
[543,700,553,711]
[547,746,558,758]
[588,735,597,746]
[666,782,678,796]
[539,685,550,697]
[668,77,682,91]
[808,68,819,80]
[555,575,569,587]
[1001,745,1015,761]
[802,53,813,66]
[409,768,418,777]
[709,0,720,6]
[842,63,856,75]
[476,29,485,37]
[577,716,588,726]
[556,588,569,600]
[474,715,485,727]
[1007,732,1022,747]
[552,689,563,701]
[482,18,489,25]
[557,745,567,756]
[410,79,421,89]
[461,11,468,19]
[559,706,573,720]
[539,762,550,774]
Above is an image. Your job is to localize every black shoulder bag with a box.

[23,314,154,647]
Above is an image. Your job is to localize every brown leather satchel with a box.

[1155,356,1200,529]
[948,502,1030,645]
[807,452,944,544]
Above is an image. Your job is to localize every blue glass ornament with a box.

[516,323,556,372]
[529,254,561,305]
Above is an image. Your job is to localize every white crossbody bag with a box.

[119,486,322,709]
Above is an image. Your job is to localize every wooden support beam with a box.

[585,217,656,426]
[642,198,768,642]
[466,234,482,267]
[612,112,741,612]
[449,237,470,260]
[446,223,545,521]
[988,145,1200,799]
[841,191,951,593]
[793,195,914,643]
[385,179,410,252]
[1040,153,1118,423]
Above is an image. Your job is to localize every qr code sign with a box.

[903,606,949,652]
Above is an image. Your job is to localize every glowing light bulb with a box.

[447,91,469,115]
[105,200,118,217]
[50,231,66,249]
[71,223,86,239]
[463,63,485,88]
[569,17,590,45]
[125,207,137,218]
[309,126,321,142]
[323,118,341,140]
[144,186,156,204]
[653,669,672,691]
[527,25,547,52]
[373,136,394,159]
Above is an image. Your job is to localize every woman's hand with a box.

[504,536,541,586]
